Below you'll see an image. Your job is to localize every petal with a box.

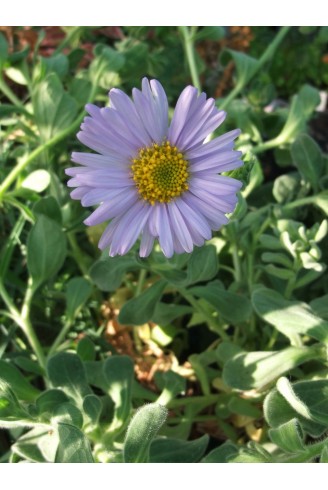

[155,204,174,258]
[139,224,155,258]
[150,79,169,140]
[70,186,90,200]
[175,196,212,240]
[183,192,229,230]
[109,201,151,256]
[84,189,138,226]
[189,150,243,173]
[71,151,128,168]
[186,129,241,159]
[167,202,194,253]
[168,86,198,145]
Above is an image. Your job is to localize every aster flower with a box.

[66,78,243,258]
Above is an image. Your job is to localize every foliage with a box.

[0,26,327,463]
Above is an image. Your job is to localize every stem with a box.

[179,26,201,91]
[21,278,46,369]
[53,27,83,55]
[179,288,229,340]
[0,76,24,108]
[67,232,91,277]
[232,245,242,283]
[0,84,98,200]
[48,319,72,357]
[220,26,290,110]
[281,440,327,463]
[135,269,147,297]
[283,196,316,211]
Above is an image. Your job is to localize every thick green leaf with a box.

[252,287,328,342]
[118,280,167,325]
[77,337,96,362]
[32,73,78,141]
[151,301,193,325]
[0,360,40,401]
[264,379,328,437]
[222,49,258,90]
[65,277,92,321]
[185,245,218,285]
[36,389,69,415]
[89,256,141,292]
[190,281,252,324]
[149,435,209,463]
[123,403,167,463]
[269,418,305,453]
[273,173,301,204]
[33,196,62,224]
[222,347,315,390]
[0,380,33,427]
[41,54,69,79]
[27,215,67,290]
[55,423,94,463]
[83,395,102,426]
[47,353,91,404]
[202,441,238,463]
[291,134,324,190]
[103,356,134,433]
[0,33,8,66]
[21,170,51,193]
[12,426,59,463]
[156,370,186,405]
[278,85,320,143]
[52,403,83,428]
[195,26,225,41]
[90,46,125,88]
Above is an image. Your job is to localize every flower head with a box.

[66,78,243,258]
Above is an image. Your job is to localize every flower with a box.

[66,78,243,258]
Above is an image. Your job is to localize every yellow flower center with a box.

[131,141,189,205]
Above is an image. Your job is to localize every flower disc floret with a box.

[131,141,189,205]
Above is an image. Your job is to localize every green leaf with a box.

[269,418,305,453]
[264,379,328,437]
[103,356,134,433]
[252,287,328,343]
[77,337,96,362]
[123,403,167,463]
[0,360,40,401]
[47,353,91,404]
[228,396,262,418]
[190,281,252,324]
[32,73,78,141]
[36,389,69,415]
[310,294,328,319]
[83,394,102,426]
[278,85,320,143]
[27,215,67,290]
[65,277,92,321]
[55,423,94,463]
[320,445,328,463]
[33,196,62,224]
[222,347,315,391]
[313,191,328,215]
[89,255,141,292]
[52,403,83,428]
[272,173,300,203]
[222,49,258,90]
[41,54,69,80]
[194,26,225,41]
[156,370,186,405]
[149,435,209,463]
[291,133,324,190]
[151,302,192,325]
[118,280,167,325]
[90,46,125,88]
[0,380,33,428]
[12,426,59,463]
[185,245,218,285]
[21,169,51,193]
[202,441,238,463]
[0,33,8,67]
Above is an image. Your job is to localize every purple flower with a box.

[66,78,243,258]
